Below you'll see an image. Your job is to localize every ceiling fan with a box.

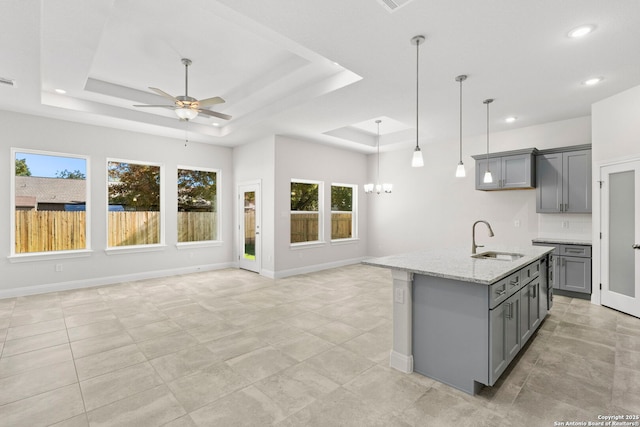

[134,58,231,121]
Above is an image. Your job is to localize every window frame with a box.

[330,182,358,243]
[105,157,165,254]
[176,165,222,248]
[9,147,92,261]
[290,178,324,247]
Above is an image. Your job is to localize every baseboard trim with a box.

[389,350,414,373]
[272,257,366,279]
[0,262,236,299]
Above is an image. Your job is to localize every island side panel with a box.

[412,274,489,394]
[390,270,414,373]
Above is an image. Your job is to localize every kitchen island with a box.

[364,246,554,395]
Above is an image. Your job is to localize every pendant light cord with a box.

[459,79,463,162]
[415,40,420,150]
[376,120,381,184]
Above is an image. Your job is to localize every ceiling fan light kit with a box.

[134,58,231,122]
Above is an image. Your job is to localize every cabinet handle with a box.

[562,258,566,267]
[496,289,506,296]
[565,249,583,254]
[506,302,513,319]
[532,285,537,299]
[559,203,563,212]
[565,203,568,211]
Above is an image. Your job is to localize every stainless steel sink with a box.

[471,251,524,261]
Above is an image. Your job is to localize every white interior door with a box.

[601,160,640,318]
[238,183,261,273]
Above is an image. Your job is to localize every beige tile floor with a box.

[0,264,639,426]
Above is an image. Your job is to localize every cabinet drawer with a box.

[489,271,520,309]
[559,244,591,258]
[520,260,540,285]
[532,242,559,254]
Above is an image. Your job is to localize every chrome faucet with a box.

[472,220,495,254]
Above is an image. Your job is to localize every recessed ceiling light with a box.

[505,116,517,123]
[54,88,66,94]
[582,77,603,86]
[568,24,596,38]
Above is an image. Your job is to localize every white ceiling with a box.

[1,0,639,153]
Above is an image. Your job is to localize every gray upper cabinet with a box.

[473,149,536,191]
[536,146,592,213]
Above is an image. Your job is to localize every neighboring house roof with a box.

[15,195,37,208]
[15,176,86,204]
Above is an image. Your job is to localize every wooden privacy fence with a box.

[15,211,86,253]
[289,212,352,243]
[15,211,218,252]
[178,212,217,242]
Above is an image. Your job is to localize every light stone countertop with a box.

[363,246,555,285]
[532,237,592,246]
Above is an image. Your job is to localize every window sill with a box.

[105,245,167,255]
[330,238,360,246]
[8,250,93,263]
[290,241,326,250]
[176,241,223,249]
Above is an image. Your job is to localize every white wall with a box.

[273,136,368,276]
[368,116,592,257]
[591,84,640,305]
[1,110,234,297]
[232,137,276,275]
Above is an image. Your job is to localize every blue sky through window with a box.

[16,152,86,178]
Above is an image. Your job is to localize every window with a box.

[12,149,88,255]
[108,160,162,247]
[331,184,357,240]
[290,180,322,244]
[177,167,219,243]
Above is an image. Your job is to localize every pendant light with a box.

[455,75,467,177]
[364,120,392,194]
[411,35,425,168]
[483,98,494,184]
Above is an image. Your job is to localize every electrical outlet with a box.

[514,220,520,228]
[55,264,63,272]
[394,288,404,304]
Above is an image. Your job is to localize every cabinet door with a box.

[563,150,592,213]
[559,256,592,293]
[519,285,532,344]
[529,278,541,332]
[502,154,533,188]
[536,154,562,213]
[489,302,508,384]
[476,157,501,190]
[505,294,520,364]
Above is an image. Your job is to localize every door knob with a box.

[634,244,640,249]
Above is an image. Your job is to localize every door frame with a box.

[237,180,261,274]
[593,155,640,308]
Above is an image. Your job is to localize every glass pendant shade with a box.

[364,183,374,193]
[175,108,198,120]
[412,148,424,168]
[383,183,393,193]
[483,171,493,183]
[456,162,466,178]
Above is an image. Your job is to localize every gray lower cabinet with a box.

[488,262,544,385]
[536,148,592,213]
[490,292,520,383]
[533,242,592,294]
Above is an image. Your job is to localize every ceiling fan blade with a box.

[197,109,232,120]
[197,96,225,107]
[133,104,177,109]
[149,87,178,102]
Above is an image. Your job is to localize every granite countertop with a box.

[532,237,592,246]
[363,246,555,285]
